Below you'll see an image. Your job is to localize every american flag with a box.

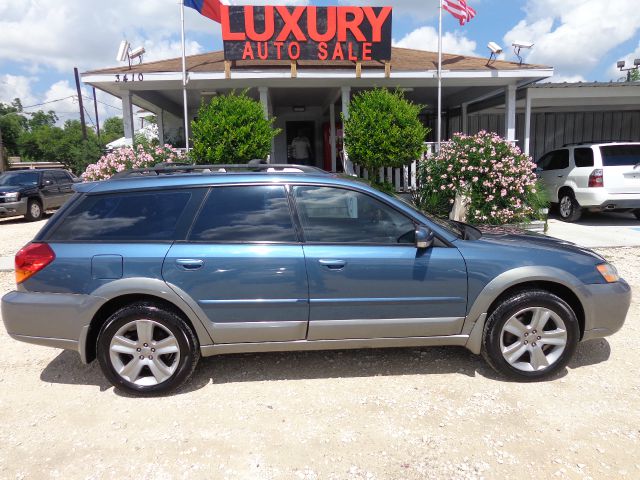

[443,0,477,26]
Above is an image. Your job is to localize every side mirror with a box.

[43,180,53,186]
[415,226,435,249]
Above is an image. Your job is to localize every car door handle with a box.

[557,175,564,178]
[318,259,347,270]
[176,259,204,270]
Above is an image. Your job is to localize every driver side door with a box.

[292,185,468,341]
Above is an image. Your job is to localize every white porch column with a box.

[524,88,532,156]
[258,86,275,162]
[122,91,135,142]
[505,83,516,142]
[461,102,468,135]
[341,86,354,174]
[156,110,165,146]
[330,102,337,172]
[258,86,269,120]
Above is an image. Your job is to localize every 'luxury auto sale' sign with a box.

[221,6,392,62]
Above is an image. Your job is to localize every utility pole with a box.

[93,87,101,139]
[0,123,5,172]
[74,67,88,140]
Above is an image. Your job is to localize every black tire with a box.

[481,290,579,381]
[633,209,640,220]
[558,191,582,222]
[97,302,200,396]
[24,198,43,222]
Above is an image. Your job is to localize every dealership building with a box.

[81,5,640,178]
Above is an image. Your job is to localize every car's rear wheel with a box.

[25,199,43,222]
[482,290,579,381]
[558,192,582,222]
[97,302,200,396]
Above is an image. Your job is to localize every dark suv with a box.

[0,169,78,221]
[1,164,631,395]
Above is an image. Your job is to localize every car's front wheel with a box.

[482,290,579,381]
[558,192,582,222]
[97,302,200,396]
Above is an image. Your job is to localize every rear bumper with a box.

[580,280,632,341]
[574,189,640,210]
[1,291,103,360]
[0,198,27,218]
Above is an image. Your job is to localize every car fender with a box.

[463,266,587,354]
[555,179,579,201]
[79,277,214,358]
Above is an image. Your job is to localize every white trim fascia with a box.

[84,68,553,85]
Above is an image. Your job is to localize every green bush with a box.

[191,91,280,163]
[416,131,547,225]
[343,89,428,171]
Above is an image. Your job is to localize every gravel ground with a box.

[0,216,49,257]
[0,223,639,478]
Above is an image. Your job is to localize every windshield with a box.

[392,193,464,237]
[600,145,640,167]
[0,172,39,187]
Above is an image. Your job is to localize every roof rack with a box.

[562,140,637,147]
[110,161,329,179]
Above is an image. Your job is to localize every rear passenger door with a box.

[52,170,75,206]
[162,185,309,344]
[40,172,59,209]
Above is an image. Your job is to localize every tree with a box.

[343,89,428,172]
[191,91,280,163]
[631,68,640,82]
[0,99,27,157]
[18,120,103,174]
[102,117,125,145]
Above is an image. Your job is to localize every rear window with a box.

[189,185,296,243]
[600,145,640,167]
[49,190,191,241]
[574,148,594,168]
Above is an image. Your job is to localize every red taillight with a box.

[588,169,604,188]
[15,243,55,284]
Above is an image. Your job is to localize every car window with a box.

[49,190,192,241]
[43,172,56,185]
[600,145,640,167]
[574,148,594,168]
[293,186,416,244]
[536,153,552,171]
[52,171,72,184]
[0,171,39,186]
[539,150,569,171]
[189,185,296,243]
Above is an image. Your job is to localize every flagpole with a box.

[180,1,190,152]
[437,0,443,152]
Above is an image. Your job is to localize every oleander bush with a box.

[416,131,547,225]
[82,143,185,181]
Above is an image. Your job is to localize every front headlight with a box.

[3,192,19,202]
[596,263,620,283]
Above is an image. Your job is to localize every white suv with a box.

[536,142,640,222]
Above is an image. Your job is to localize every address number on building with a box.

[115,73,144,83]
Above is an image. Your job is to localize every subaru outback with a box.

[1,164,631,395]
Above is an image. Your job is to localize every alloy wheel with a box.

[109,319,181,386]
[499,306,568,372]
[559,196,572,218]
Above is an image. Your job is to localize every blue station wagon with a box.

[1,164,631,395]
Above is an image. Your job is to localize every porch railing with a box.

[350,142,441,192]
